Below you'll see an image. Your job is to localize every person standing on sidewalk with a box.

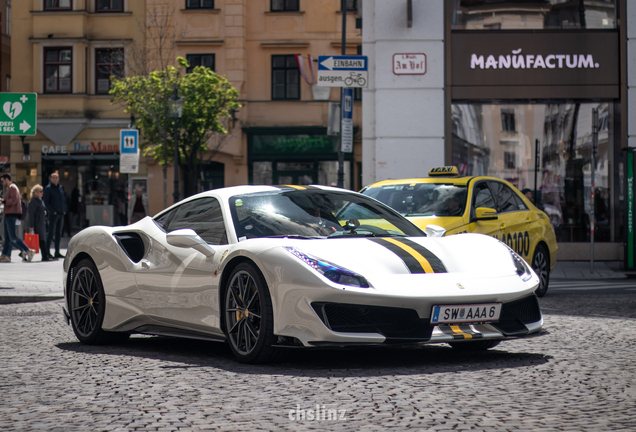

[28,184,51,262]
[0,174,33,263]
[43,172,67,260]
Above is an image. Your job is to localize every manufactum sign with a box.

[393,53,426,75]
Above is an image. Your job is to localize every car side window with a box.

[489,182,523,213]
[472,182,495,210]
[168,197,228,245]
[154,208,178,231]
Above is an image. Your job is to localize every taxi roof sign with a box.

[429,166,459,177]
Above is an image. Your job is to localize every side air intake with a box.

[113,233,145,263]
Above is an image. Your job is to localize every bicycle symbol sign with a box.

[317,55,368,88]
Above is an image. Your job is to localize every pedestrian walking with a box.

[128,185,150,224]
[28,184,51,262]
[43,172,67,260]
[0,174,33,262]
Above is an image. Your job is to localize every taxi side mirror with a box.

[474,207,498,221]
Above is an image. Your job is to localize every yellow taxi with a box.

[360,166,558,297]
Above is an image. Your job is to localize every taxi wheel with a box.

[532,245,550,297]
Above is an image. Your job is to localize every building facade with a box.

[362,0,627,261]
[0,0,11,165]
[10,0,146,229]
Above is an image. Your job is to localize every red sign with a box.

[393,53,427,75]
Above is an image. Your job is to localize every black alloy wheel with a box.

[70,259,129,345]
[531,244,550,297]
[224,263,279,363]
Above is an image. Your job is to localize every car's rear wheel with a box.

[223,263,279,363]
[70,259,129,345]
[449,340,500,351]
[531,244,550,297]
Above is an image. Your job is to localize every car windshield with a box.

[229,190,424,240]
[363,183,468,217]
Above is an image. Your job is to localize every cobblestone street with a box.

[1,293,635,431]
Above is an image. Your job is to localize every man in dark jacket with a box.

[28,184,51,262]
[43,172,67,259]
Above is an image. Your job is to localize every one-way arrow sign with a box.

[317,55,368,88]
[20,120,31,134]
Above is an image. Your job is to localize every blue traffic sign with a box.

[120,129,138,154]
[342,88,353,120]
[318,55,368,71]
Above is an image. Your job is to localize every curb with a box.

[0,295,64,305]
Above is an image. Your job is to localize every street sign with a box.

[120,129,139,174]
[0,93,37,136]
[317,55,368,88]
[341,88,353,153]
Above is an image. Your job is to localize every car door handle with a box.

[525,217,532,224]
[500,223,506,230]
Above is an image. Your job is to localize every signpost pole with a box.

[337,0,347,189]
[591,108,598,274]
[534,138,539,204]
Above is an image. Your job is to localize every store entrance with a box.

[42,155,128,230]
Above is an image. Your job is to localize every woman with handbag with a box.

[28,185,51,262]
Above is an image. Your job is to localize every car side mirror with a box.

[425,224,446,238]
[166,229,216,257]
[474,207,498,221]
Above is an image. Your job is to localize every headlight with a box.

[508,248,533,282]
[284,247,370,288]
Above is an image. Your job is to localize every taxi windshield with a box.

[229,190,424,240]
[363,183,468,217]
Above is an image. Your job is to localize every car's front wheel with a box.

[70,259,129,345]
[531,244,550,297]
[223,263,279,363]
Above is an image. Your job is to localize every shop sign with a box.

[393,53,426,75]
[451,32,619,96]
[42,142,119,154]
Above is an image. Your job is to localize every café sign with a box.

[42,141,119,154]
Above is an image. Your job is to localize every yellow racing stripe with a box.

[283,185,307,190]
[382,238,435,273]
[450,325,473,339]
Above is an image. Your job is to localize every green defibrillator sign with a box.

[0,93,37,136]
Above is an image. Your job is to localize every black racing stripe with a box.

[369,238,425,274]
[438,325,466,340]
[398,238,448,273]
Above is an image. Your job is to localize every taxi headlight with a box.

[508,248,533,282]
[284,247,370,288]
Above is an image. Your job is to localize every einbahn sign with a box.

[317,55,368,88]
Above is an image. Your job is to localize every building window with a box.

[343,0,357,11]
[271,55,300,100]
[96,48,124,94]
[44,48,72,93]
[44,0,71,10]
[271,0,299,12]
[96,0,123,12]
[504,151,516,169]
[186,54,215,73]
[501,108,516,133]
[186,0,214,9]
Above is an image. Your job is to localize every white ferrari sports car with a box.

[62,185,544,363]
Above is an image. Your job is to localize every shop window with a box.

[44,48,72,93]
[186,54,215,73]
[96,48,124,94]
[96,0,123,12]
[451,0,617,30]
[44,0,71,10]
[504,151,516,169]
[271,55,300,100]
[168,197,228,245]
[501,108,516,133]
[186,0,214,9]
[271,0,299,12]
[451,102,614,243]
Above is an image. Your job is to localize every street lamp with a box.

[169,86,184,204]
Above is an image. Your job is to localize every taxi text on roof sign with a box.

[429,166,459,176]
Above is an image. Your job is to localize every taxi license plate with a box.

[430,303,502,324]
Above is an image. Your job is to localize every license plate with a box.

[430,303,502,324]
